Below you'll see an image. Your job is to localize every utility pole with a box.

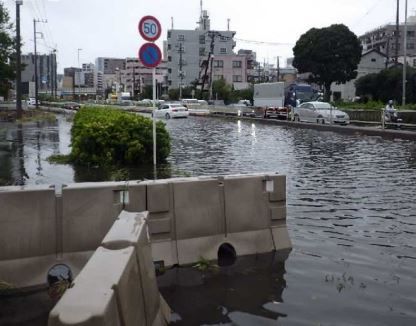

[33,19,47,109]
[276,56,280,82]
[395,0,400,63]
[177,43,184,100]
[402,0,408,107]
[77,48,82,102]
[132,62,136,100]
[16,0,23,119]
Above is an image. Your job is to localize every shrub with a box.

[70,106,170,166]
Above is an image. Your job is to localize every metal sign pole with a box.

[152,67,157,178]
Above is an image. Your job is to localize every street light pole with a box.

[33,19,47,109]
[15,0,23,118]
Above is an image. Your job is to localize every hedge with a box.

[70,106,170,165]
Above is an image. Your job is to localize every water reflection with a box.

[158,250,291,325]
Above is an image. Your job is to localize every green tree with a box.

[212,78,233,104]
[0,2,16,99]
[293,24,362,101]
[355,66,416,104]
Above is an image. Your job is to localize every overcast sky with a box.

[3,0,415,73]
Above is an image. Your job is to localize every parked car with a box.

[63,102,81,110]
[293,101,349,125]
[153,103,189,119]
[27,97,40,106]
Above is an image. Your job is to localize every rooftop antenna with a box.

[227,18,230,31]
[171,16,174,29]
[200,0,203,19]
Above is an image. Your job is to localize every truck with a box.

[284,83,318,107]
[253,82,289,119]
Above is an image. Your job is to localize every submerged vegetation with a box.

[49,106,170,167]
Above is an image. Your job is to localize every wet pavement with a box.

[0,115,415,325]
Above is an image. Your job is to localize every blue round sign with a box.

[138,43,162,68]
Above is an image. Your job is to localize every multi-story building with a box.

[95,58,126,97]
[121,58,168,98]
[95,57,126,75]
[212,54,248,89]
[21,53,57,96]
[358,16,416,64]
[165,9,236,89]
[237,49,257,83]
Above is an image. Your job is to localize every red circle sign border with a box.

[138,15,162,42]
[138,43,162,68]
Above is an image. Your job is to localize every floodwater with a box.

[0,115,415,325]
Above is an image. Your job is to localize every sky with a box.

[3,0,415,73]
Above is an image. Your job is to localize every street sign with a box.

[138,43,162,68]
[138,15,161,42]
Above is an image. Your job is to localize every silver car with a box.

[153,103,189,119]
[293,101,349,125]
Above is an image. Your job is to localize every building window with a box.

[371,58,376,62]
[214,75,223,80]
[220,48,227,54]
[233,75,242,82]
[199,47,206,56]
[177,34,185,41]
[168,56,172,62]
[232,61,242,68]
[167,44,171,50]
[407,31,415,37]
[220,36,228,42]
[407,43,415,49]
[214,60,224,68]
[168,68,172,73]
[167,31,171,38]
[199,35,205,44]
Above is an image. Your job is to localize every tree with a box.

[293,24,362,101]
[212,78,233,104]
[355,66,416,104]
[0,2,15,99]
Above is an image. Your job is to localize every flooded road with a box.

[0,115,415,325]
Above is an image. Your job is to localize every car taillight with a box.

[172,109,178,112]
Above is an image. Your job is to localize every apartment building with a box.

[21,53,57,95]
[165,9,236,89]
[121,58,168,97]
[212,54,248,89]
[358,16,416,64]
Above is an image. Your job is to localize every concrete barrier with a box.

[0,174,291,289]
[145,174,291,266]
[49,210,170,326]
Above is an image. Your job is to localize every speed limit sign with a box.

[138,15,161,42]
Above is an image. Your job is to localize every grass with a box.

[47,154,72,164]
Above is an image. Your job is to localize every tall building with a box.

[121,58,168,98]
[21,53,57,95]
[358,16,416,64]
[165,9,236,89]
[95,57,126,75]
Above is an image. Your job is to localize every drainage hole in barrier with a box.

[218,243,237,267]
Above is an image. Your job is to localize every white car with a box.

[27,97,40,106]
[293,101,349,125]
[153,103,189,119]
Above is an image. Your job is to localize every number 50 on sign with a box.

[138,15,161,42]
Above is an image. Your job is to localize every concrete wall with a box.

[49,211,170,326]
[0,174,291,288]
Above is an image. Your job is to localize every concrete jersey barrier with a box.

[48,211,170,326]
[0,173,291,290]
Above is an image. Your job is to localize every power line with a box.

[235,38,294,46]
